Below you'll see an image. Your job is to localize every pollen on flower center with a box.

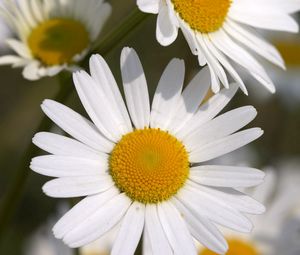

[109,128,189,204]
[171,0,232,33]
[28,18,89,66]
[199,239,259,255]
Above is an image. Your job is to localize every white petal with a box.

[43,175,114,198]
[169,66,211,134]
[229,4,299,32]
[157,202,197,255]
[137,0,159,14]
[145,204,173,255]
[203,36,248,94]
[0,55,26,65]
[177,84,239,139]
[190,165,265,188]
[172,198,228,254]
[41,100,113,153]
[32,132,101,159]
[111,202,145,255]
[177,184,253,232]
[190,184,266,215]
[156,3,178,46]
[53,187,119,239]
[150,59,185,130]
[73,71,126,142]
[224,20,285,69]
[189,128,263,163]
[184,106,257,152]
[6,39,31,58]
[22,61,40,80]
[89,54,132,134]
[121,47,150,129]
[31,155,107,177]
[63,193,131,248]
[210,29,276,93]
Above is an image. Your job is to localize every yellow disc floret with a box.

[28,18,89,66]
[171,0,232,33]
[110,128,189,204]
[200,239,259,255]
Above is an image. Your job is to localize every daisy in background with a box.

[0,0,111,80]
[137,0,300,94]
[30,47,265,255]
[198,161,300,255]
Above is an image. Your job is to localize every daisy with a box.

[136,0,300,94]
[0,0,111,80]
[30,47,265,255]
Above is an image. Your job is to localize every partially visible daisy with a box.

[31,47,265,254]
[137,0,300,94]
[0,0,111,80]
[198,162,300,255]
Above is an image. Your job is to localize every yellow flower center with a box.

[28,18,89,66]
[109,128,189,204]
[199,239,259,255]
[171,0,232,33]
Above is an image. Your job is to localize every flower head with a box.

[31,47,265,254]
[0,0,111,80]
[137,0,300,94]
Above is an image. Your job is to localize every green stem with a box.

[89,7,149,59]
[0,73,73,240]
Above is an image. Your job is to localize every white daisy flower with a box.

[30,47,265,255]
[136,0,300,94]
[0,0,111,80]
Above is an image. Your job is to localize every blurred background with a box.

[0,0,300,254]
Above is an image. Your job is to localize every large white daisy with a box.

[31,47,265,255]
[0,0,111,80]
[137,0,300,94]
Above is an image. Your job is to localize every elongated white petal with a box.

[224,21,285,69]
[177,184,253,232]
[112,202,145,255]
[73,71,124,142]
[177,84,238,139]
[229,5,299,32]
[190,165,265,188]
[31,155,107,177]
[41,100,113,153]
[169,66,211,134]
[190,183,266,215]
[32,132,101,159]
[121,47,150,129]
[210,29,276,93]
[63,193,131,248]
[150,58,185,130]
[156,3,178,46]
[145,205,173,255]
[190,128,263,163]
[53,187,119,239]
[184,106,257,152]
[43,175,113,198]
[157,202,197,255]
[137,0,159,14]
[172,198,228,254]
[89,54,132,134]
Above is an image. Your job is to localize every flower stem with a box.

[92,7,149,56]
